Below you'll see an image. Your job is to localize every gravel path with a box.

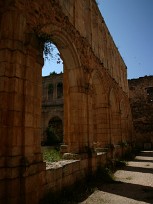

[80,151,153,204]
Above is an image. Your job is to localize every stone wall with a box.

[128,76,153,149]
[58,0,129,94]
[0,0,133,203]
[42,152,107,202]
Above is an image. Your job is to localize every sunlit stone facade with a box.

[0,0,133,203]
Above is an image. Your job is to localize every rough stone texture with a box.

[0,0,133,203]
[128,76,153,149]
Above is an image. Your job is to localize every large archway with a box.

[120,98,129,144]
[0,1,133,202]
[46,116,63,145]
[91,71,110,148]
[0,3,85,202]
[39,27,83,153]
[109,88,121,145]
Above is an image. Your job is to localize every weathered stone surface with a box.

[129,76,153,149]
[62,153,80,160]
[0,0,133,203]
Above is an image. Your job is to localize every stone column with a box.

[111,112,122,145]
[95,104,110,147]
[63,67,89,154]
[0,9,45,204]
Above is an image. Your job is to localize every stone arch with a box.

[40,25,81,72]
[41,26,85,151]
[48,83,54,100]
[90,70,110,148]
[0,1,134,203]
[109,88,121,145]
[41,104,64,145]
[39,27,87,152]
[0,4,86,201]
[109,88,120,113]
[26,16,88,154]
[46,116,63,145]
[120,98,129,144]
[57,82,63,98]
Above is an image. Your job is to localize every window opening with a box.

[41,41,64,163]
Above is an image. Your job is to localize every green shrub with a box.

[43,148,61,162]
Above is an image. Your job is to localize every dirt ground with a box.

[57,151,153,204]
[79,151,153,204]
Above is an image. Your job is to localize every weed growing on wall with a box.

[42,147,61,162]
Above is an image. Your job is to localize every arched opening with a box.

[48,83,54,100]
[42,42,63,76]
[120,99,128,145]
[57,82,63,98]
[41,42,64,163]
[39,25,81,155]
[91,71,109,149]
[46,116,63,145]
[109,88,121,145]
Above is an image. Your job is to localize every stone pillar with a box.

[95,104,110,147]
[63,67,89,153]
[67,88,88,153]
[110,112,122,145]
[53,82,57,99]
[0,9,45,204]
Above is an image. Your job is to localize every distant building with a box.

[128,76,153,149]
[41,73,64,145]
[42,74,153,150]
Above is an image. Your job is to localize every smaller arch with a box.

[109,88,120,112]
[109,88,121,145]
[41,25,81,71]
[46,116,63,145]
[90,70,108,107]
[48,83,54,100]
[89,70,110,147]
[119,96,134,147]
[57,82,63,98]
[120,98,128,118]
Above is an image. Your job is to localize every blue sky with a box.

[42,0,153,79]
[99,0,153,79]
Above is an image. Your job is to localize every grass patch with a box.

[42,147,62,162]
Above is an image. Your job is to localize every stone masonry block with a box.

[25,113,34,127]
[25,96,34,113]
[0,168,6,180]
[62,174,74,188]
[46,169,56,183]
[80,159,88,170]
[62,163,73,177]
[7,178,21,197]
[54,167,63,180]
[9,92,23,111]
[0,92,8,109]
[0,180,6,199]
[8,127,22,146]
[72,160,80,172]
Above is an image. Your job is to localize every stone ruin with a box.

[0,0,133,203]
[129,76,153,150]
[41,74,153,151]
